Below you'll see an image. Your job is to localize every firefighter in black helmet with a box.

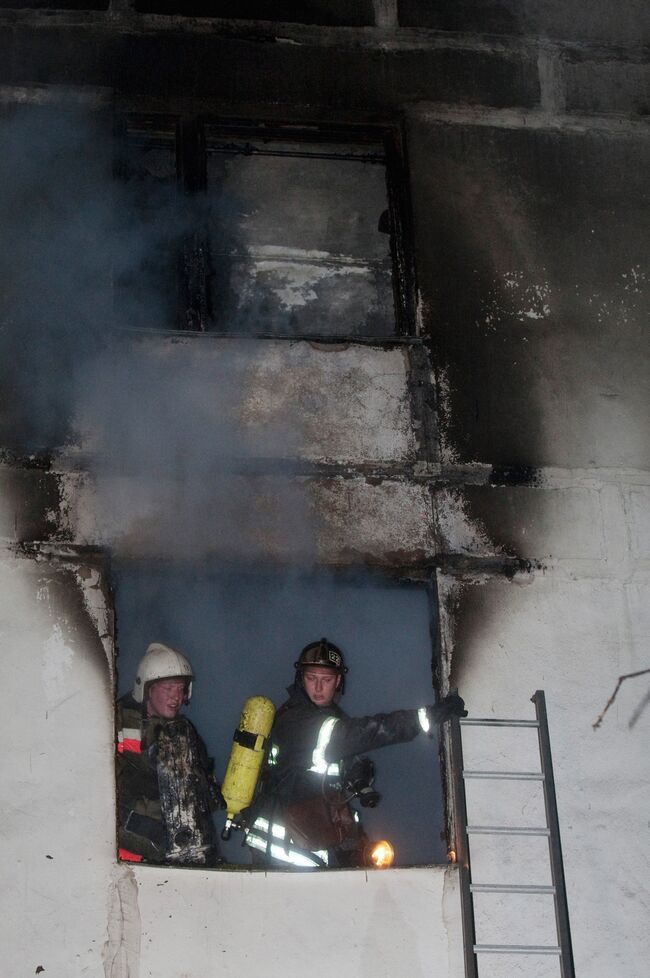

[294,638,349,693]
[244,638,466,869]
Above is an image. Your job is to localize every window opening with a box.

[113,563,447,869]
[115,117,416,339]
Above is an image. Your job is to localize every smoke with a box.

[73,337,312,559]
[0,103,112,449]
[0,102,312,559]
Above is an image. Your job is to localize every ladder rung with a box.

[474,944,562,956]
[463,770,544,781]
[460,718,539,728]
[467,825,550,836]
[470,883,556,894]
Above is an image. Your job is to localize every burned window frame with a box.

[113,114,419,340]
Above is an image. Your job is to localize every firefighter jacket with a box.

[116,694,220,865]
[245,684,422,868]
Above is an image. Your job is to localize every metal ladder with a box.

[450,690,576,977]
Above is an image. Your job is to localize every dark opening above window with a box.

[132,0,374,26]
[115,118,414,339]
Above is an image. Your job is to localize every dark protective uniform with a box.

[244,683,422,869]
[116,693,220,865]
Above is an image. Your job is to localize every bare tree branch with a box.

[592,668,650,730]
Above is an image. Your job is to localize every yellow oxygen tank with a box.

[221,695,275,839]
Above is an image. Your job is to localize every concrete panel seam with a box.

[537,46,566,115]
[407,102,650,134]
[1,10,646,62]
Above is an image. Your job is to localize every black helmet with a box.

[294,638,348,694]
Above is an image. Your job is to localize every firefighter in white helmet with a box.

[244,639,466,869]
[116,642,222,866]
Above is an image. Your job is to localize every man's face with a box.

[146,677,187,719]
[302,666,341,707]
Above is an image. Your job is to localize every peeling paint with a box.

[479,270,552,329]
[247,257,370,311]
[621,264,645,294]
[434,488,497,557]
[415,286,428,335]
[434,574,465,691]
[589,264,648,326]
[433,366,460,466]
[73,563,115,678]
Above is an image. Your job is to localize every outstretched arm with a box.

[324,692,466,762]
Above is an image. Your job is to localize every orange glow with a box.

[370,840,395,868]
[448,849,457,863]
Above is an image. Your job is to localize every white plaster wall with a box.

[130,864,464,978]
[441,560,650,978]
[0,551,116,978]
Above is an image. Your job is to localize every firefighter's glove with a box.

[438,691,467,720]
[419,693,467,734]
[358,786,381,808]
[344,757,381,808]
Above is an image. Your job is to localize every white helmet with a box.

[132,642,194,704]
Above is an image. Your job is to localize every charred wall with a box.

[399,0,650,48]
[410,118,650,469]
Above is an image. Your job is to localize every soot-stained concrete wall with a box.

[399,0,650,47]
[410,116,650,471]
[51,336,434,564]
[411,85,649,978]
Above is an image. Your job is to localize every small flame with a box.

[370,840,395,868]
